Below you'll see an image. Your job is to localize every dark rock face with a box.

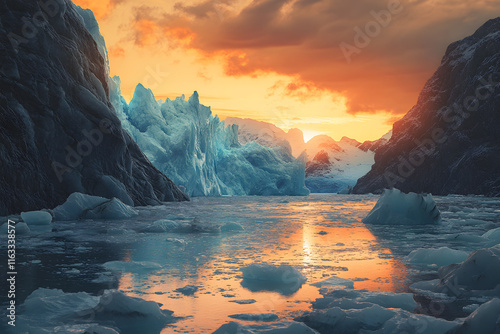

[357,137,388,153]
[0,0,188,215]
[354,18,500,196]
[305,151,331,177]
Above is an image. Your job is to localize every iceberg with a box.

[436,244,500,293]
[111,83,309,197]
[240,263,307,295]
[405,247,470,267]
[53,193,138,221]
[16,288,176,334]
[1,222,30,235]
[213,321,319,334]
[73,3,309,198]
[20,211,52,225]
[311,276,354,289]
[362,188,441,225]
[228,313,279,322]
[174,285,199,296]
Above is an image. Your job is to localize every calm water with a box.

[2,194,499,333]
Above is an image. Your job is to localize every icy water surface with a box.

[2,194,500,333]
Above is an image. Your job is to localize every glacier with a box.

[73,7,309,198]
[110,83,309,197]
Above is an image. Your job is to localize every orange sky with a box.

[73,0,500,141]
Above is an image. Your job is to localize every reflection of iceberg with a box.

[111,83,310,197]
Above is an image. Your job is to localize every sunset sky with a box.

[74,0,500,141]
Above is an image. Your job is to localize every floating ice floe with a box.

[20,210,52,225]
[165,238,188,247]
[482,227,500,247]
[229,299,257,304]
[310,289,417,312]
[405,247,470,267]
[362,188,441,225]
[228,313,279,322]
[213,321,319,334]
[103,260,163,273]
[175,285,198,295]
[53,193,138,221]
[435,244,500,294]
[311,276,354,289]
[138,219,180,233]
[16,288,176,334]
[295,289,500,334]
[240,263,307,295]
[1,222,30,234]
[221,222,245,232]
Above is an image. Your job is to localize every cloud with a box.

[73,0,124,19]
[109,46,125,57]
[128,0,500,115]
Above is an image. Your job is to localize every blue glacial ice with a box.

[53,192,138,221]
[110,82,309,197]
[363,188,441,225]
[74,5,309,198]
[20,211,52,225]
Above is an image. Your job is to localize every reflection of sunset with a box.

[112,196,407,333]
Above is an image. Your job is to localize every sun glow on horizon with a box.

[302,130,324,143]
[72,0,497,142]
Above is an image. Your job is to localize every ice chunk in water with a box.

[85,198,138,220]
[436,245,500,293]
[213,321,319,333]
[17,288,176,334]
[311,276,354,289]
[175,285,198,295]
[20,210,52,225]
[1,222,30,234]
[362,188,441,225]
[482,227,500,246]
[405,247,469,267]
[53,193,137,220]
[454,298,500,334]
[103,260,162,273]
[221,222,245,232]
[228,313,279,322]
[240,263,306,295]
[139,220,179,233]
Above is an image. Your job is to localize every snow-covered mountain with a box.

[225,118,376,193]
[354,18,500,196]
[304,136,375,193]
[0,0,187,216]
[111,85,309,197]
[225,117,306,157]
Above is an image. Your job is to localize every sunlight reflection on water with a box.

[112,194,407,333]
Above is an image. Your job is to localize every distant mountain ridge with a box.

[226,117,377,193]
[354,18,500,196]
